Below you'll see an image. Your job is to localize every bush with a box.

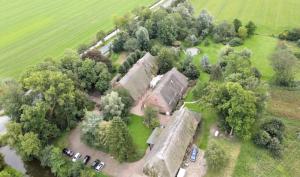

[279,28,300,41]
[205,142,228,170]
[204,39,210,46]
[185,35,200,47]
[253,130,271,147]
[252,118,285,158]
[77,44,88,54]
[201,55,211,73]
[229,37,244,47]
[297,39,300,47]
[294,52,300,59]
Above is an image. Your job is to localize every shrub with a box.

[77,44,88,54]
[297,39,300,47]
[204,39,210,46]
[253,130,271,147]
[229,37,244,47]
[205,142,228,170]
[124,38,139,52]
[185,35,199,47]
[267,137,283,157]
[294,52,300,59]
[279,28,300,41]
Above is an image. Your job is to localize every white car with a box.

[72,152,81,162]
[95,161,105,171]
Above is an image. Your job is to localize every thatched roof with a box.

[144,68,188,114]
[143,108,201,177]
[117,53,158,101]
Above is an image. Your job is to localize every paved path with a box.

[68,125,150,177]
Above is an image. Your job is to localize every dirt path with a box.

[68,125,149,177]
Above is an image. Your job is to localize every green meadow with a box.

[0,0,156,79]
[187,0,300,176]
[190,0,300,80]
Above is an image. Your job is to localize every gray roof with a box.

[117,53,158,101]
[146,127,163,145]
[152,68,188,111]
[143,108,201,177]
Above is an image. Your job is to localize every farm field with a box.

[0,0,156,79]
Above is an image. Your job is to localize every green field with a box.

[0,0,156,79]
[189,0,300,81]
[190,0,300,34]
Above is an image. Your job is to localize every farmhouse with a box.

[143,68,188,115]
[143,108,201,177]
[116,53,158,101]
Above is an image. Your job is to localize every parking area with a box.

[184,148,207,177]
[67,125,150,177]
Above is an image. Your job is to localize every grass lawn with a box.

[0,0,156,80]
[127,114,152,159]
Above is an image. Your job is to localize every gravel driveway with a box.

[68,125,149,177]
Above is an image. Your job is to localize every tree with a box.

[233,19,242,32]
[157,15,178,45]
[96,30,106,42]
[180,56,199,80]
[3,122,22,148]
[144,107,159,129]
[49,147,70,177]
[0,167,23,177]
[108,117,135,162]
[112,32,129,52]
[39,145,54,167]
[124,38,139,52]
[210,64,223,81]
[202,82,258,140]
[270,44,297,87]
[213,21,236,43]
[81,49,112,71]
[20,102,60,143]
[18,132,41,160]
[245,21,256,36]
[20,70,78,130]
[205,142,228,170]
[238,26,248,39]
[136,27,150,51]
[77,44,88,54]
[113,88,134,117]
[68,161,84,177]
[0,80,24,121]
[0,154,5,171]
[157,48,175,74]
[81,112,103,146]
[196,10,214,36]
[100,91,125,121]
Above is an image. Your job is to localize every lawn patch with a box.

[128,114,152,160]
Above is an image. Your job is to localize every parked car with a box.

[190,147,198,162]
[62,148,74,157]
[91,159,100,168]
[83,155,91,165]
[72,153,82,162]
[95,161,105,172]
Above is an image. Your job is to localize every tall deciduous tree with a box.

[202,82,257,140]
[196,10,214,36]
[18,132,41,160]
[100,91,125,121]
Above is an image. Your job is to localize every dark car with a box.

[83,155,91,165]
[62,148,74,157]
[91,159,100,168]
[190,147,198,162]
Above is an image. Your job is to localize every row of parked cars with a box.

[62,148,105,172]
